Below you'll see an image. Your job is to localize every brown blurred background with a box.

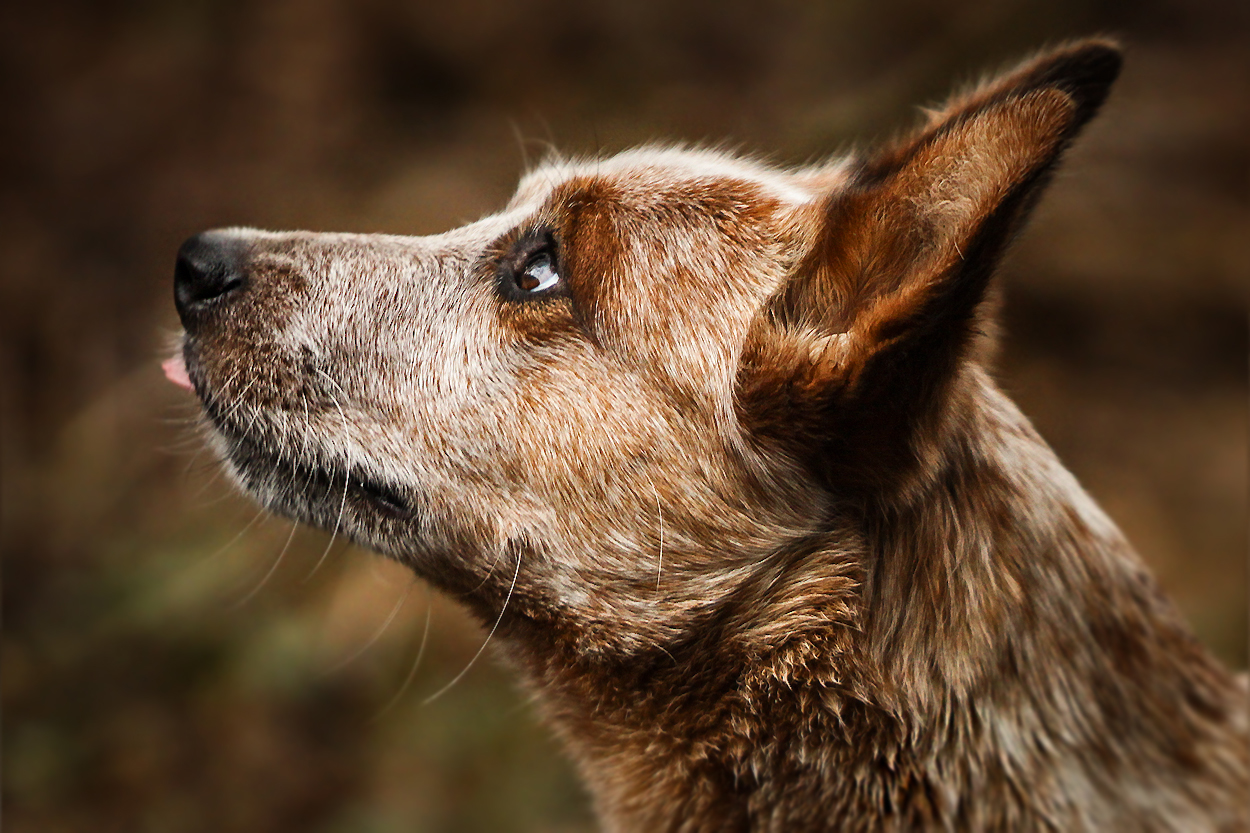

[3,1,1246,831]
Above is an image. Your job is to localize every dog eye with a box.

[517,252,560,293]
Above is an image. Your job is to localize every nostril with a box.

[174,253,242,307]
[173,231,249,324]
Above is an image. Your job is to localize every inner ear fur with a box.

[737,39,1122,493]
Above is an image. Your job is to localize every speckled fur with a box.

[176,40,1248,831]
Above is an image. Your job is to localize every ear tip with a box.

[1053,38,1124,89]
[1028,38,1124,124]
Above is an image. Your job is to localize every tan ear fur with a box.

[738,41,1122,494]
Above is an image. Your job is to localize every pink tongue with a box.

[162,354,194,392]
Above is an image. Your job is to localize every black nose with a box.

[174,231,249,328]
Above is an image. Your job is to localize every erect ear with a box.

[737,40,1122,493]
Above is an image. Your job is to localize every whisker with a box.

[299,392,313,461]
[215,366,243,401]
[198,506,268,565]
[231,519,299,608]
[323,579,415,674]
[509,119,531,173]
[371,586,433,721]
[191,483,249,509]
[422,547,521,705]
[158,413,208,428]
[154,436,212,455]
[220,377,257,425]
[468,539,507,594]
[305,370,352,581]
[182,442,212,480]
[304,468,348,581]
[650,478,665,594]
[188,458,234,503]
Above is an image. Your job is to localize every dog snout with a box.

[174,230,249,328]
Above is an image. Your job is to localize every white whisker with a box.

[650,478,664,594]
[305,369,352,581]
[323,579,415,674]
[182,442,212,480]
[299,392,313,460]
[422,547,521,705]
[372,586,434,720]
[220,376,256,425]
[304,475,348,581]
[199,506,267,565]
[232,519,298,608]
[468,540,507,594]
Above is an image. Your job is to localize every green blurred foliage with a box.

[3,0,1246,830]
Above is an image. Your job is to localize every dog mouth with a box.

[217,420,419,528]
[168,346,417,526]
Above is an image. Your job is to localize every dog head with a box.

[171,41,1121,656]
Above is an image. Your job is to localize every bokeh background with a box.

[4,1,1246,831]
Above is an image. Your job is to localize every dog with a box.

[166,39,1248,831]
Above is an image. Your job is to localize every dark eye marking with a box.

[497,227,565,301]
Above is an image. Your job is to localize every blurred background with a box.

[3,0,1246,830]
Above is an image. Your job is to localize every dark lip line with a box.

[200,387,416,520]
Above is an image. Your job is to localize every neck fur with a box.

[508,370,1246,832]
